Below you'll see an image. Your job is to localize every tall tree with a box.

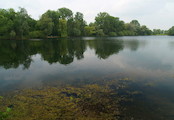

[37,14,54,37]
[73,12,86,36]
[95,12,124,36]
[0,14,13,36]
[130,20,140,27]
[59,19,67,37]
[129,20,141,35]
[58,8,73,20]
[42,10,60,36]
[168,26,174,36]
[15,7,30,39]
[0,7,155,39]
[58,8,73,37]
[139,25,152,35]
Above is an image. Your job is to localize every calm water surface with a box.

[0,36,174,119]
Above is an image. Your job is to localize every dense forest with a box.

[0,7,173,39]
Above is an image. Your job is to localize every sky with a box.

[0,0,174,30]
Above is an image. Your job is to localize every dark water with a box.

[0,36,174,119]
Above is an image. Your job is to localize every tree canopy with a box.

[167,26,174,36]
[0,7,173,39]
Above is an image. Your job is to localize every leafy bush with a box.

[109,32,117,37]
[0,108,11,120]
[29,31,44,38]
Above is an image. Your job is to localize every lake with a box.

[0,36,174,119]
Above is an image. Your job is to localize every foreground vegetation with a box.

[1,7,173,39]
[0,96,11,120]
[0,74,173,120]
[0,77,135,120]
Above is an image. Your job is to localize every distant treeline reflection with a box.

[0,38,127,69]
[0,38,146,69]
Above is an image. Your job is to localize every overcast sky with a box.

[1,0,174,30]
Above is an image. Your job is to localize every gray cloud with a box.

[0,0,174,30]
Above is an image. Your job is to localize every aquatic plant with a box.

[0,84,122,120]
[0,96,11,120]
[0,78,141,120]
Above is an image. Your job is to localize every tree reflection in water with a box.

[0,38,124,69]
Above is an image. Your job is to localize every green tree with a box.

[0,15,13,37]
[0,7,156,39]
[59,19,68,37]
[96,29,105,36]
[95,12,109,35]
[139,25,152,35]
[67,18,74,36]
[10,30,16,39]
[95,12,124,36]
[58,8,73,20]
[84,26,96,36]
[123,23,136,36]
[15,7,30,39]
[122,20,152,36]
[37,14,54,37]
[129,20,141,35]
[168,26,174,35]
[153,29,165,35]
[73,12,86,36]
[58,8,73,37]
[42,10,60,36]
[130,20,140,27]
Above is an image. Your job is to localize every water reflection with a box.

[88,39,123,59]
[123,39,147,51]
[0,38,124,69]
[1,36,174,119]
[0,40,32,69]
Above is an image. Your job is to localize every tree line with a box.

[0,7,173,39]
